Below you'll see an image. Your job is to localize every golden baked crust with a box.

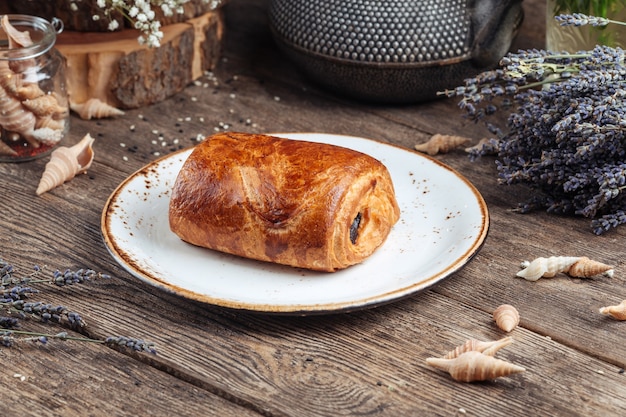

[169,132,400,271]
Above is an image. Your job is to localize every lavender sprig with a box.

[442,15,626,234]
[0,259,156,354]
[555,13,612,27]
[1,330,156,353]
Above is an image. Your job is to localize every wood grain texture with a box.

[1,0,626,416]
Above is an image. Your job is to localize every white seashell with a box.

[414,134,470,156]
[426,351,525,382]
[443,337,513,359]
[599,300,626,321]
[70,98,125,120]
[36,134,95,195]
[516,256,581,281]
[493,304,520,332]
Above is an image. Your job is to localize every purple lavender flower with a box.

[443,41,626,234]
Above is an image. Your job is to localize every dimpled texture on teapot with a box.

[269,0,471,64]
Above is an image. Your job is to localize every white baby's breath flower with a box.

[94,0,223,47]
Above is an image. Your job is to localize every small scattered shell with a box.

[567,256,614,278]
[516,256,581,281]
[443,337,513,359]
[464,137,492,153]
[70,98,125,120]
[36,133,95,195]
[599,300,626,321]
[493,304,520,332]
[414,133,470,156]
[426,351,525,382]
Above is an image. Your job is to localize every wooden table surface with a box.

[2,0,626,415]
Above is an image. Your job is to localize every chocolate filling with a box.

[350,212,362,244]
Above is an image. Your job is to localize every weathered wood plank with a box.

[1,0,626,416]
[0,327,262,416]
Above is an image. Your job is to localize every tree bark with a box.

[56,10,225,109]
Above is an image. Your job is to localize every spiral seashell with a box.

[1,15,38,77]
[493,304,520,332]
[426,351,525,382]
[36,115,66,131]
[599,300,626,321]
[414,133,470,156]
[443,337,513,359]
[516,256,581,281]
[70,98,125,120]
[14,83,45,100]
[464,138,491,153]
[2,15,33,48]
[36,133,95,195]
[0,87,38,146]
[22,94,68,119]
[566,256,614,278]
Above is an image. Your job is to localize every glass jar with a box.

[0,14,69,162]
[546,0,626,52]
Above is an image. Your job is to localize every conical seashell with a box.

[426,351,525,382]
[36,133,95,195]
[15,83,45,100]
[2,15,33,48]
[36,115,65,131]
[516,256,581,281]
[70,98,125,120]
[1,15,38,77]
[567,256,614,278]
[464,137,492,153]
[22,94,68,119]
[414,134,470,156]
[443,337,513,359]
[0,95,38,146]
[599,300,626,321]
[493,304,520,332]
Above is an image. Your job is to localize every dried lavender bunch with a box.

[440,15,626,234]
[0,259,156,353]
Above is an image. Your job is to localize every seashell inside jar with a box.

[0,14,69,162]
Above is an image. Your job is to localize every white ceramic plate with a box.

[102,133,488,314]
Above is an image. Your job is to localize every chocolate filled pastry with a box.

[169,132,400,272]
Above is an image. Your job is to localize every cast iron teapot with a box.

[268,0,524,103]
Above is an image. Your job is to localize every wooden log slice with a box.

[55,10,225,110]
